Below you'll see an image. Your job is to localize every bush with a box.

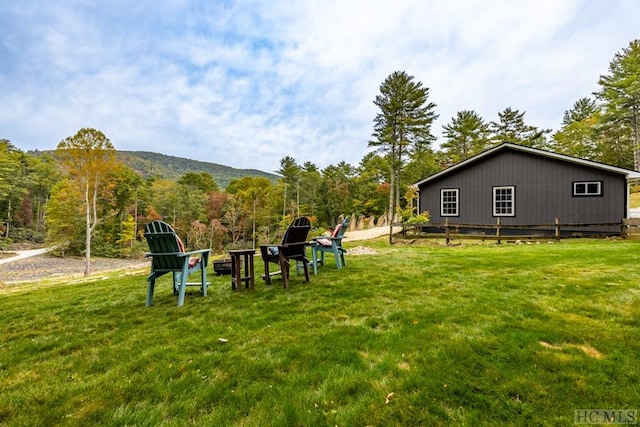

[7,228,45,244]
[404,212,431,225]
[0,238,12,251]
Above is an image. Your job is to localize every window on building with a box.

[493,186,515,216]
[573,181,602,197]
[440,188,459,216]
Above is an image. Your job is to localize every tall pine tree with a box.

[595,39,640,170]
[369,71,438,241]
[441,110,491,164]
[490,107,550,148]
[551,98,601,160]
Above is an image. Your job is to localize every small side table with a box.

[229,249,256,291]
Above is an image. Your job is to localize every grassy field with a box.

[1,238,639,426]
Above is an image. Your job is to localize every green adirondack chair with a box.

[144,220,210,307]
[259,216,312,288]
[313,217,350,269]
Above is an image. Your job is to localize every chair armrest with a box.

[186,249,210,266]
[183,249,210,257]
[279,242,308,249]
[278,242,308,256]
[312,236,342,242]
[259,245,272,258]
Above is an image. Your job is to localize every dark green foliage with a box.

[549,40,640,170]
[490,107,551,148]
[442,110,492,164]
[551,98,602,161]
[595,39,640,170]
[562,97,599,125]
[0,140,60,241]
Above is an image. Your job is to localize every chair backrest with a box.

[332,217,350,240]
[144,221,184,270]
[281,216,311,245]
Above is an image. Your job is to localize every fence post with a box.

[555,217,560,240]
[445,218,450,245]
[496,217,501,244]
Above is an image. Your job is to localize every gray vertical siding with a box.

[418,149,627,227]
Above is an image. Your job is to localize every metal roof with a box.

[415,143,640,186]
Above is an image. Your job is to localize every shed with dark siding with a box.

[415,143,640,235]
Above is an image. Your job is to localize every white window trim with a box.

[573,181,602,197]
[493,186,515,217]
[440,188,459,217]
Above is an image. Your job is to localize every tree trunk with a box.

[252,198,256,249]
[388,153,395,244]
[633,105,639,171]
[84,185,91,276]
[133,197,138,248]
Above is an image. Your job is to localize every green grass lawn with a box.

[1,238,639,426]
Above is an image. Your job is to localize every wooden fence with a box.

[393,217,640,244]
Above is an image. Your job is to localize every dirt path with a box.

[0,248,49,265]
[342,226,399,242]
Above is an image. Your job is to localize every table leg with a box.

[248,253,255,289]
[311,244,318,275]
[231,254,238,290]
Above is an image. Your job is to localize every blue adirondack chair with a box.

[144,220,210,307]
[313,217,350,269]
[259,217,312,288]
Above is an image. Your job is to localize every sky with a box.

[1,1,638,174]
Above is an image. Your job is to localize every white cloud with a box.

[1,0,639,175]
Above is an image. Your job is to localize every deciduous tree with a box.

[45,179,84,255]
[26,153,60,234]
[226,176,274,247]
[353,153,389,217]
[56,128,118,276]
[0,140,25,238]
[318,162,356,225]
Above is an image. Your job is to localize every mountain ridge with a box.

[29,149,279,189]
[118,151,279,189]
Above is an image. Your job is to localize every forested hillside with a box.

[30,150,279,188]
[117,151,278,188]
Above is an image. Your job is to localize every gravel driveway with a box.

[0,254,149,284]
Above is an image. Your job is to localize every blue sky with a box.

[1,1,638,173]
